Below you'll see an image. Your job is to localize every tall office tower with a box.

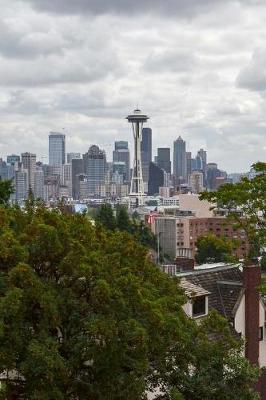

[157,148,171,174]
[148,162,164,196]
[15,167,28,202]
[206,163,221,190]
[72,159,84,200]
[49,132,66,166]
[21,152,36,192]
[62,164,72,196]
[188,171,204,194]
[186,152,193,177]
[197,149,207,170]
[195,154,203,171]
[34,168,45,200]
[67,153,81,164]
[44,175,60,201]
[0,159,11,181]
[127,109,149,207]
[173,136,187,183]
[141,127,152,185]
[113,141,130,182]
[7,154,20,164]
[113,162,127,184]
[83,145,107,196]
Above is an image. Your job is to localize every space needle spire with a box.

[126,108,149,207]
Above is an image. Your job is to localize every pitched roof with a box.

[180,278,210,298]
[180,265,243,320]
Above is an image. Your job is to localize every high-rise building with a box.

[21,152,36,192]
[7,154,20,164]
[186,152,193,177]
[44,175,60,201]
[49,132,66,166]
[197,149,207,171]
[188,171,204,194]
[173,136,187,183]
[34,168,45,200]
[148,162,165,196]
[157,148,171,174]
[67,153,81,164]
[83,145,107,196]
[15,168,28,202]
[206,163,221,190]
[62,164,72,194]
[112,162,126,184]
[72,159,84,200]
[141,127,152,184]
[0,159,13,181]
[113,141,130,182]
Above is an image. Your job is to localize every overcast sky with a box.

[0,0,266,172]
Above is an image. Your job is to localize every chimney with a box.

[243,263,261,365]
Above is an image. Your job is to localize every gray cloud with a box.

[23,0,226,17]
[237,49,266,92]
[0,0,265,172]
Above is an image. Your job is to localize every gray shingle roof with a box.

[180,265,243,320]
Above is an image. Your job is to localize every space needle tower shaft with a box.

[126,109,149,207]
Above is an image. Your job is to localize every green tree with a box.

[0,179,14,205]
[165,311,259,400]
[200,162,266,261]
[115,205,131,232]
[195,234,237,264]
[95,203,116,231]
[0,205,259,399]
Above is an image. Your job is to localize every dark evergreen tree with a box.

[0,179,13,205]
[95,203,116,231]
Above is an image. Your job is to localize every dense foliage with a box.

[95,203,157,249]
[195,234,237,264]
[0,203,259,399]
[0,179,14,205]
[200,162,266,261]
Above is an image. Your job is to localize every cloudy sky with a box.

[0,0,266,172]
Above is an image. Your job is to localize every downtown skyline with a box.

[0,1,266,172]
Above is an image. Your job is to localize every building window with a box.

[259,327,264,341]
[192,296,206,317]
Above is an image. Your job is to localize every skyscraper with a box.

[113,141,130,182]
[67,153,81,164]
[186,152,193,177]
[15,168,28,202]
[72,158,84,200]
[21,152,36,192]
[188,171,204,193]
[148,162,165,196]
[197,149,207,171]
[141,127,152,184]
[34,168,45,200]
[83,145,107,196]
[49,132,66,166]
[206,163,221,190]
[7,154,20,164]
[157,148,171,174]
[173,136,187,183]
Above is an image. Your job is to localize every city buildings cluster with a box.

[0,126,251,205]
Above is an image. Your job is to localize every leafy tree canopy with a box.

[0,204,259,399]
[95,203,157,250]
[0,179,14,205]
[200,162,266,260]
[195,234,237,264]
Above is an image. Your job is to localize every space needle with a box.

[126,108,149,207]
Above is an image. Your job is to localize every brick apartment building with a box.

[154,216,249,262]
